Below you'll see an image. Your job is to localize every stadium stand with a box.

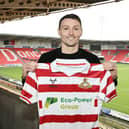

[101,49,129,63]
[13,48,40,62]
[0,48,54,65]
[0,48,51,65]
[1,48,129,65]
[101,50,115,61]
[112,50,129,62]
[0,48,23,65]
[123,57,129,63]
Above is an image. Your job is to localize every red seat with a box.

[0,48,23,65]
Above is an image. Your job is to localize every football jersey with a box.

[20,59,117,129]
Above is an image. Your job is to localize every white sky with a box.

[0,0,129,41]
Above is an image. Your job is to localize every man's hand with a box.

[22,61,37,79]
[103,61,117,80]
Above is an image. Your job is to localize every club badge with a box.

[79,78,92,89]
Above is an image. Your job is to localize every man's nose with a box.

[68,29,74,35]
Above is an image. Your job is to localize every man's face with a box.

[58,18,82,47]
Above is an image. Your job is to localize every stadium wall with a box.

[0,87,39,129]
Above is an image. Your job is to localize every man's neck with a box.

[61,44,79,54]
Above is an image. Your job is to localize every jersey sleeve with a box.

[20,72,38,104]
[99,70,117,103]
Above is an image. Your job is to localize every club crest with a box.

[79,78,92,89]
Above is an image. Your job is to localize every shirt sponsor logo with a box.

[61,97,92,103]
[45,96,92,110]
[45,97,58,108]
[60,97,92,110]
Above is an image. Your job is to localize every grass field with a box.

[0,63,129,115]
[0,66,22,81]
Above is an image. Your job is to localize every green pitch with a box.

[0,64,129,115]
[0,66,22,81]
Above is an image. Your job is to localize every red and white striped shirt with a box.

[20,59,117,129]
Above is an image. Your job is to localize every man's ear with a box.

[58,29,61,36]
[80,28,83,37]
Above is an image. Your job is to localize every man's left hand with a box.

[103,61,117,80]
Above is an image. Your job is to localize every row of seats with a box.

[101,50,129,63]
[0,48,129,65]
[0,48,52,65]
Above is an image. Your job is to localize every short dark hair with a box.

[58,14,82,29]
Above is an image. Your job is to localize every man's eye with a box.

[63,27,68,30]
[74,28,79,30]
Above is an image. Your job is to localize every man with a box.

[20,14,117,129]
[22,14,117,85]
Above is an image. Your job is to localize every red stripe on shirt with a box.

[36,69,68,77]
[38,84,99,92]
[106,89,117,102]
[101,76,113,94]
[26,76,37,90]
[56,62,87,66]
[21,89,32,98]
[20,96,31,104]
[107,76,114,85]
[36,69,106,79]
[39,100,43,109]
[39,114,98,124]
[94,99,98,107]
[87,71,106,80]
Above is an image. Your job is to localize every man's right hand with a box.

[22,61,38,79]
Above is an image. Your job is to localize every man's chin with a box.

[64,42,78,47]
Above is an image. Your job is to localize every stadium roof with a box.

[0,0,122,23]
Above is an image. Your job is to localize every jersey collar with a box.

[50,59,90,76]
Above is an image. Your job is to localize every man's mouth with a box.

[68,37,75,40]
